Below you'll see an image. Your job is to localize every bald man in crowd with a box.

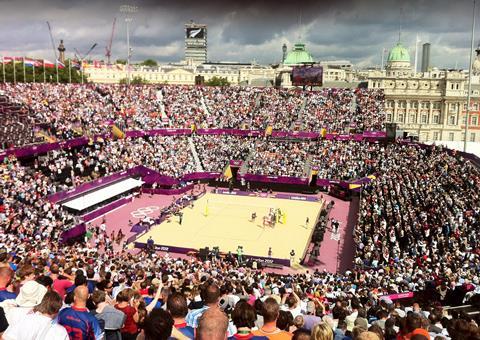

[58,286,104,340]
[195,307,229,340]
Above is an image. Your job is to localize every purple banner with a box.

[380,292,414,301]
[362,131,386,138]
[239,173,309,185]
[336,135,351,141]
[196,128,263,137]
[229,160,243,167]
[60,223,86,243]
[271,131,319,139]
[354,134,364,141]
[143,183,195,195]
[81,196,132,222]
[182,172,221,181]
[134,242,290,267]
[316,179,331,187]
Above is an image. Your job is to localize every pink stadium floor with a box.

[88,190,357,274]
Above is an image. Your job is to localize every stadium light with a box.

[120,4,138,87]
[464,0,476,153]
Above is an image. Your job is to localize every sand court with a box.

[136,192,323,262]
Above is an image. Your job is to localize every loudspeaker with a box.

[195,75,205,85]
[198,247,209,261]
[386,123,397,142]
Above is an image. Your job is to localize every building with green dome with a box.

[283,42,315,65]
[386,42,411,75]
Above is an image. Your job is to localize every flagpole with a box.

[43,59,46,83]
[68,59,72,83]
[56,60,59,83]
[464,0,476,153]
[13,58,16,84]
[81,60,84,84]
[23,57,26,82]
[33,62,36,83]
[1,56,5,83]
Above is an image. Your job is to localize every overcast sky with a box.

[0,0,478,69]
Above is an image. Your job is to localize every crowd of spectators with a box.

[0,84,386,150]
[247,140,311,177]
[203,86,260,129]
[302,89,385,134]
[0,83,479,339]
[355,145,480,304]
[0,238,478,339]
[193,135,256,172]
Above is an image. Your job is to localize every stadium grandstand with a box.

[0,82,478,340]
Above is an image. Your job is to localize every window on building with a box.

[449,132,455,141]
[433,132,439,141]
[397,114,404,123]
[471,133,476,142]
[412,102,418,109]
[462,116,467,124]
[421,115,428,124]
[433,115,440,124]
[449,103,457,113]
[409,114,416,123]
[449,115,456,125]
[474,103,478,111]
[386,113,392,122]
[472,116,478,125]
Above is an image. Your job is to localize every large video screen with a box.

[292,66,323,86]
[186,27,206,39]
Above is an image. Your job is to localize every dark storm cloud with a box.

[0,0,477,68]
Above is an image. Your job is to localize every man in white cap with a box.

[0,280,47,325]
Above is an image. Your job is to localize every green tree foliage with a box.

[0,60,83,83]
[141,59,158,67]
[205,76,230,86]
[119,76,148,84]
[115,59,127,65]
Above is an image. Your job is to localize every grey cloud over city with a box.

[0,0,478,68]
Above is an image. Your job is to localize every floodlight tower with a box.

[120,4,138,86]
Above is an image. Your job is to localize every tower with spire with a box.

[57,39,66,64]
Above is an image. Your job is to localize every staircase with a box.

[291,96,308,130]
[156,89,169,125]
[303,154,313,178]
[239,141,258,175]
[188,136,204,172]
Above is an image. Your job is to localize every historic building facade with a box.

[368,41,480,142]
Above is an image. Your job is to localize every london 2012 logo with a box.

[131,206,160,218]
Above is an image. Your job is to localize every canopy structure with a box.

[62,178,143,211]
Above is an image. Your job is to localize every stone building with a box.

[368,41,480,142]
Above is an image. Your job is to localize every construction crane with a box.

[105,18,117,64]
[46,21,60,83]
[74,43,98,61]
[46,21,58,62]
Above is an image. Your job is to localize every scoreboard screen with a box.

[186,27,206,39]
[292,66,323,86]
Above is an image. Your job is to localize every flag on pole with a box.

[43,59,55,68]
[56,59,65,69]
[224,165,233,180]
[71,60,81,69]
